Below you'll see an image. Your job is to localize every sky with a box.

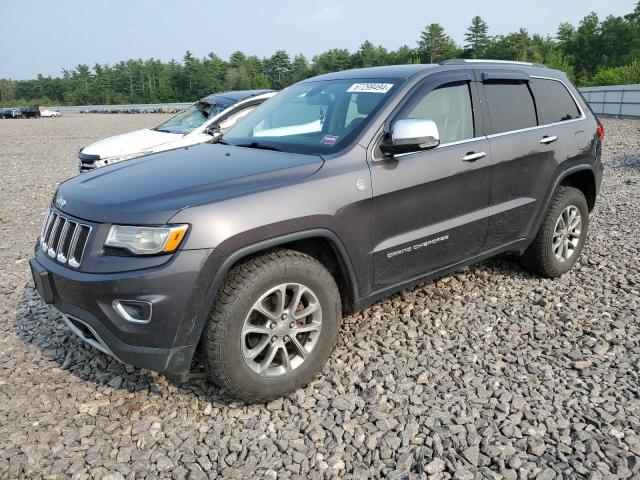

[0,0,636,79]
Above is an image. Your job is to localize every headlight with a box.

[105,224,189,255]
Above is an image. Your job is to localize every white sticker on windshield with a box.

[347,83,394,94]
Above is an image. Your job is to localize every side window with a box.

[344,94,367,128]
[398,81,475,144]
[484,82,537,134]
[530,78,581,124]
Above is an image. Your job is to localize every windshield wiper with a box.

[235,142,285,152]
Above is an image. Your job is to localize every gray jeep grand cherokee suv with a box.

[30,60,603,401]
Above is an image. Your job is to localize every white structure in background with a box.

[580,84,640,117]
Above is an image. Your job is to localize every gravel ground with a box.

[0,115,639,480]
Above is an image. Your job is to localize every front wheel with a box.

[521,186,589,277]
[203,249,341,402]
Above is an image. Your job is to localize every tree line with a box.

[1,3,638,107]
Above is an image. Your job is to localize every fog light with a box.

[113,300,152,324]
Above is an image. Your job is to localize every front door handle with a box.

[462,151,487,162]
[540,135,558,144]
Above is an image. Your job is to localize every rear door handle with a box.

[540,135,558,144]
[462,151,487,162]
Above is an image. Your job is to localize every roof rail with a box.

[440,59,547,68]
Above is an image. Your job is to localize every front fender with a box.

[172,228,360,353]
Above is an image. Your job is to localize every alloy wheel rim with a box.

[552,205,582,262]
[241,283,322,377]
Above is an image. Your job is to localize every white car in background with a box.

[78,90,276,172]
[40,108,61,117]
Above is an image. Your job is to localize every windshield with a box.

[222,79,399,155]
[155,99,233,134]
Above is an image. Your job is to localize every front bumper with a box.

[30,246,219,379]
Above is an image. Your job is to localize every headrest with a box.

[355,94,379,115]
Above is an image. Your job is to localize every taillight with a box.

[597,123,604,140]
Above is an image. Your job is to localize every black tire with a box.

[203,249,341,402]
[521,186,589,277]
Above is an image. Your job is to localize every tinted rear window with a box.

[484,82,537,134]
[530,78,581,124]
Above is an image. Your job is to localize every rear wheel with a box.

[521,186,589,277]
[203,249,341,402]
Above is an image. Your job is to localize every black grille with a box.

[40,209,91,268]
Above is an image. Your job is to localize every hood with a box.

[81,129,182,159]
[57,143,324,224]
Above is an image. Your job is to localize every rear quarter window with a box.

[484,81,537,134]
[530,78,581,125]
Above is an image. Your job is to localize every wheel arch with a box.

[187,229,360,357]
[559,168,597,211]
[221,230,359,312]
[522,164,597,255]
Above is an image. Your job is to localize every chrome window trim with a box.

[391,136,488,159]
[373,135,488,161]
[438,136,487,148]
[486,116,586,139]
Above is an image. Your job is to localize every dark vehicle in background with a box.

[0,105,41,118]
[31,60,603,401]
[0,107,21,118]
[0,105,40,118]
[16,105,41,118]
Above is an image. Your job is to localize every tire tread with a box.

[521,186,588,277]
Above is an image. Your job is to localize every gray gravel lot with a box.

[0,114,639,479]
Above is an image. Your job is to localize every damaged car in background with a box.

[77,89,276,172]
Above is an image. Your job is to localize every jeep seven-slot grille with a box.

[40,209,92,268]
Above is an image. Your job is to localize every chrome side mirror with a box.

[379,119,440,156]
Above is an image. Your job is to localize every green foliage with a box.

[418,24,459,63]
[464,16,490,59]
[591,60,640,86]
[544,48,575,82]
[1,4,639,107]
